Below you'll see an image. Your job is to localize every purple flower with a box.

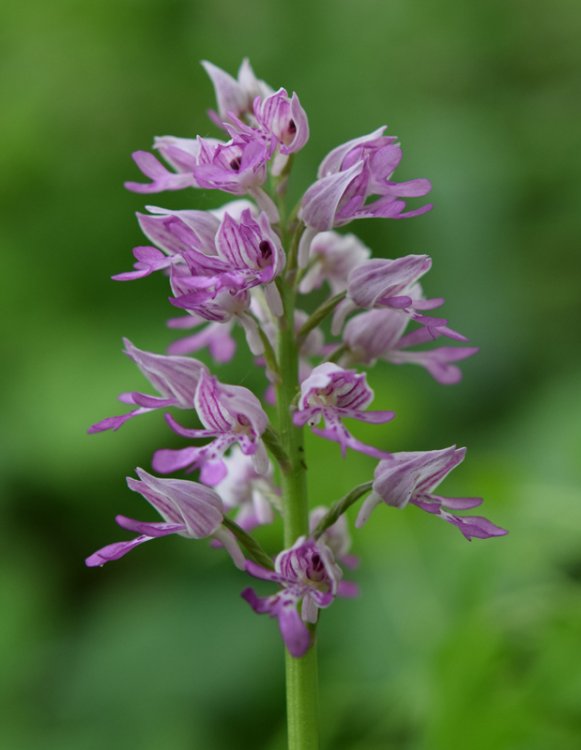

[333,255,467,340]
[298,231,371,295]
[293,363,394,458]
[241,537,344,657]
[300,126,432,233]
[153,369,269,485]
[85,468,244,569]
[125,133,278,221]
[343,308,478,384]
[112,201,256,283]
[164,208,284,306]
[202,58,273,122]
[88,339,206,433]
[192,135,271,195]
[165,209,284,352]
[253,87,309,156]
[214,447,279,531]
[356,446,508,540]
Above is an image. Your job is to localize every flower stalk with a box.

[86,57,508,750]
[277,222,319,749]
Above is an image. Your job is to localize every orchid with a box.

[88,339,206,433]
[356,447,508,540]
[202,58,272,121]
[153,369,269,485]
[293,363,395,457]
[88,58,507,750]
[86,468,244,569]
[242,537,352,658]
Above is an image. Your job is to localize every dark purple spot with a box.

[311,553,323,572]
[259,240,272,261]
[288,119,296,135]
[229,156,241,171]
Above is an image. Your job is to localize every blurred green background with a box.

[2,0,581,748]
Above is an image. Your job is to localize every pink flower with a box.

[356,447,508,540]
[242,537,351,657]
[86,468,244,569]
[153,370,269,485]
[293,363,394,458]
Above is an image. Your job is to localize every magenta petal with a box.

[114,515,185,537]
[433,495,483,510]
[200,459,227,485]
[241,586,273,613]
[87,409,149,434]
[311,425,391,460]
[337,580,360,598]
[85,535,153,567]
[164,413,216,439]
[278,602,312,658]
[245,560,281,583]
[301,162,364,231]
[448,514,509,541]
[152,446,201,474]
[344,409,395,425]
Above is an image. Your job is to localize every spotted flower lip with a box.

[88,339,207,433]
[153,370,269,485]
[241,537,349,657]
[343,308,478,384]
[130,207,284,352]
[192,135,271,194]
[159,208,285,303]
[112,201,257,283]
[125,132,275,213]
[85,468,244,569]
[356,446,508,540]
[293,363,395,459]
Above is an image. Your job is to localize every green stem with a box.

[221,518,274,570]
[327,342,349,364]
[285,644,319,750]
[277,250,319,750]
[312,482,373,539]
[262,426,291,473]
[297,291,346,346]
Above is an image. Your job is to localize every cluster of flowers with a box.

[88,59,507,658]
